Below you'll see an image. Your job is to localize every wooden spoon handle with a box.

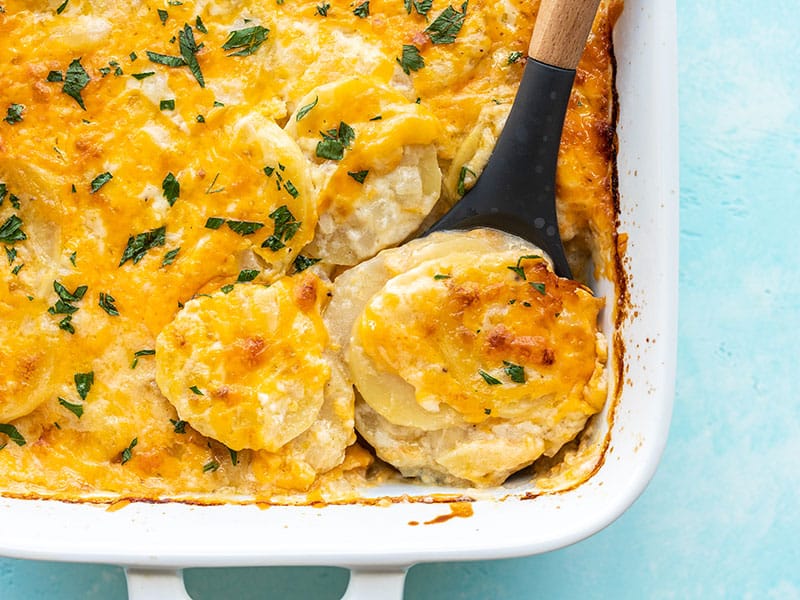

[528,0,602,70]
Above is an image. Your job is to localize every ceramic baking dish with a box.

[0,0,677,597]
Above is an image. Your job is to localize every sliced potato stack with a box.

[327,229,607,487]
[284,77,442,265]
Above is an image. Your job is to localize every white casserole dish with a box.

[0,0,678,597]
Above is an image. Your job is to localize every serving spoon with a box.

[427,0,602,278]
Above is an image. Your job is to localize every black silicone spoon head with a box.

[426,0,602,279]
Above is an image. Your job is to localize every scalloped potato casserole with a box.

[0,0,622,501]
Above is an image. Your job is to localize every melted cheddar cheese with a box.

[0,0,622,501]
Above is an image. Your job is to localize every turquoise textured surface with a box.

[2,1,799,597]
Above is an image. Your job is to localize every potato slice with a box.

[155,273,331,452]
[284,77,442,265]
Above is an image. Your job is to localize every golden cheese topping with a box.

[155,273,331,452]
[0,0,622,500]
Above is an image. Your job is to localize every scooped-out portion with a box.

[327,229,607,487]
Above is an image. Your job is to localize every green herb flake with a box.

[130,52,138,62]
[353,1,369,17]
[119,226,167,266]
[179,23,205,87]
[425,1,468,44]
[507,254,541,280]
[0,183,6,205]
[226,220,264,236]
[315,121,355,160]
[478,369,502,385]
[146,50,185,67]
[90,171,113,193]
[54,280,88,303]
[74,371,94,400]
[69,251,77,266]
[204,217,225,230]
[205,172,225,194]
[58,397,84,418]
[347,170,369,184]
[121,437,138,464]
[162,247,180,266]
[220,283,234,294]
[413,0,432,15]
[261,205,300,251]
[529,281,546,295]
[11,263,23,276]
[3,103,24,125]
[160,98,175,111]
[397,44,425,75]
[131,348,156,369]
[293,255,321,272]
[56,0,69,14]
[295,95,318,121]
[316,2,330,16]
[170,418,187,434]
[229,448,239,466]
[58,315,75,334]
[195,15,208,33]
[203,459,220,473]
[507,50,523,65]
[98,292,119,316]
[63,58,91,110]
[158,8,169,24]
[0,215,27,244]
[284,180,299,198]
[196,114,205,122]
[263,165,275,177]
[132,71,156,80]
[457,165,475,196]
[0,423,26,446]
[162,172,180,205]
[222,25,270,57]
[189,385,204,395]
[433,273,450,280]
[484,408,492,415]
[502,360,525,383]
[5,246,16,264]
[237,269,260,282]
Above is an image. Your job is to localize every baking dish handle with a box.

[125,568,192,600]
[342,568,408,600]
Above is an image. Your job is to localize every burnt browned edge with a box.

[0,3,629,512]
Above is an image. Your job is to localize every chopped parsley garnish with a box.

[3,103,24,125]
[170,418,187,434]
[295,95,318,121]
[160,99,175,110]
[90,171,113,193]
[529,282,546,295]
[203,459,220,472]
[507,50,523,64]
[195,15,208,34]
[47,70,63,82]
[74,371,94,400]
[397,44,425,75]
[131,348,156,369]
[0,215,26,244]
[315,121,355,160]
[11,263,23,276]
[119,226,167,266]
[69,251,77,266]
[457,165,475,196]
[189,385,204,395]
[162,247,180,266]
[263,166,275,177]
[56,0,69,14]
[220,284,234,294]
[162,172,180,206]
[283,180,299,198]
[58,397,84,418]
[293,255,321,272]
[347,170,369,183]
[130,52,138,61]
[5,246,16,264]
[158,9,168,24]
[507,254,542,280]
[316,2,330,15]
[261,205,300,251]
[222,25,270,57]
[353,1,369,17]
[179,23,205,87]
[204,217,225,229]
[146,50,185,67]
[502,361,525,383]
[132,71,156,80]
[205,172,225,194]
[478,369,502,385]
[425,1,468,44]
[433,273,450,280]
[0,183,6,204]
[0,423,26,446]
[484,408,491,415]
[58,316,75,334]
[237,269,260,282]
[98,292,119,316]
[226,220,264,235]
[63,58,90,110]
[121,437,138,464]
[196,114,205,122]
[50,280,88,317]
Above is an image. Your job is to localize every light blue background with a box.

[3,1,798,597]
